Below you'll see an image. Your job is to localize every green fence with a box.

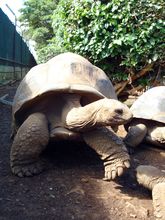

[0,8,36,83]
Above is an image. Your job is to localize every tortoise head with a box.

[94,98,133,126]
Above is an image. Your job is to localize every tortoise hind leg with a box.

[10,113,49,177]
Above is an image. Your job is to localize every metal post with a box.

[5,4,17,79]
[20,30,23,78]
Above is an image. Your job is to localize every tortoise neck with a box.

[62,94,82,125]
[65,98,101,132]
[62,94,81,109]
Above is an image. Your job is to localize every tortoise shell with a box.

[130,86,165,123]
[13,52,117,121]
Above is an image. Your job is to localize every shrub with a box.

[52,0,165,76]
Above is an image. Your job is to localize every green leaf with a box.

[113,39,122,45]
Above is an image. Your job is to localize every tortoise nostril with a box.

[115,109,123,115]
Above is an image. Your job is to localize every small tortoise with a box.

[124,86,165,148]
[11,52,132,179]
[136,165,165,220]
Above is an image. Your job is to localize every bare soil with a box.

[0,83,164,220]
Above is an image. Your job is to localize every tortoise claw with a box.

[11,160,45,177]
[104,160,130,181]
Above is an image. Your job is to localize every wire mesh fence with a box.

[0,8,36,84]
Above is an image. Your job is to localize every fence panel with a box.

[0,8,36,83]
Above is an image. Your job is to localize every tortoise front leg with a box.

[124,122,147,148]
[83,127,130,180]
[10,113,49,177]
[147,126,165,147]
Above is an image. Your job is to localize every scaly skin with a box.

[83,127,130,180]
[136,165,165,220]
[147,126,165,148]
[66,96,132,180]
[152,183,165,220]
[124,122,147,148]
[10,113,49,177]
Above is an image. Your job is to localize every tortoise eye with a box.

[115,109,123,115]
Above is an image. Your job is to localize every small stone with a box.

[130,214,137,218]
[155,213,162,218]
[24,188,30,193]
[50,194,55,198]
[160,151,165,157]
[81,178,88,183]
[75,200,80,204]
[126,202,149,218]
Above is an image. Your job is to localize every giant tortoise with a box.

[124,86,165,219]
[11,52,132,179]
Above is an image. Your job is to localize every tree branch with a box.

[115,63,154,96]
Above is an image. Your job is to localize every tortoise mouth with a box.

[112,116,132,125]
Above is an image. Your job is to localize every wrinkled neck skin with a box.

[63,94,99,131]
[65,96,132,132]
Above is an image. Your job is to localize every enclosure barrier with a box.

[0,8,36,84]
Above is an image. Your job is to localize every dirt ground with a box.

[0,83,164,220]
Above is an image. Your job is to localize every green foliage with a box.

[112,72,129,82]
[19,0,58,62]
[19,0,165,81]
[52,0,165,74]
[137,77,151,86]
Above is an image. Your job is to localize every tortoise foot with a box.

[136,165,165,190]
[104,159,130,181]
[11,160,45,177]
